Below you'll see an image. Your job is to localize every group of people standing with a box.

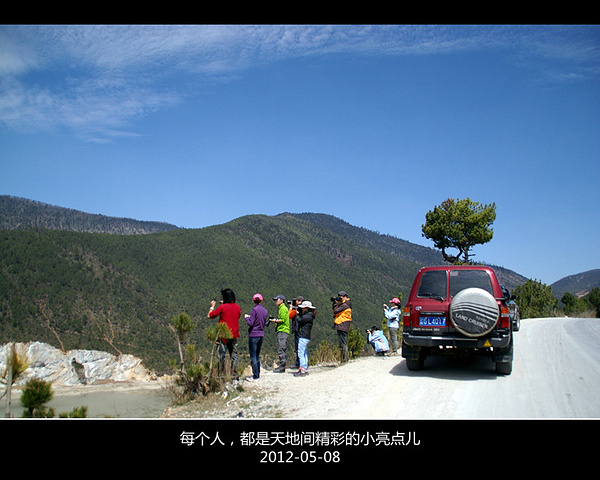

[207,288,402,382]
[207,288,354,381]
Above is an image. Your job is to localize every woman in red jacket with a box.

[208,288,241,379]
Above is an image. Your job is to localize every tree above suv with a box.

[421,198,496,264]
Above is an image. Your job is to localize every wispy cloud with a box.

[1,25,597,142]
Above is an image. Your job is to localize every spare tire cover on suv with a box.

[449,287,499,337]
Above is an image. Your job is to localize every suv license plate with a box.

[419,316,446,327]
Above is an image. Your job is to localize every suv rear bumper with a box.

[402,330,511,350]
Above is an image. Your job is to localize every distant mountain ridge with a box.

[0,195,179,234]
[0,195,529,288]
[286,212,445,266]
[551,269,600,298]
[1,195,595,292]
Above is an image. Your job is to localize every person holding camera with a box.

[367,326,390,356]
[384,297,402,354]
[332,291,352,363]
[207,288,241,379]
[294,300,316,377]
[245,293,268,381]
[271,295,290,372]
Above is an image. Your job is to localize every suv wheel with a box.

[495,361,512,375]
[406,359,423,371]
[403,342,426,371]
[449,287,499,337]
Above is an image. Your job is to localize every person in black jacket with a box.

[332,291,352,363]
[294,300,316,377]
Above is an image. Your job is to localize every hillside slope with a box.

[0,214,423,371]
[551,269,600,298]
[288,212,528,291]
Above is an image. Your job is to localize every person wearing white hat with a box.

[294,300,316,377]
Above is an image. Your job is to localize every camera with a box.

[330,296,341,303]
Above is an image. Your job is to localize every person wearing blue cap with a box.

[271,295,290,372]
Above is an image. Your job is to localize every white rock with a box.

[1,342,152,386]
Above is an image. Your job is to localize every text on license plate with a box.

[419,316,446,327]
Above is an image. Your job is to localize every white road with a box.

[254,317,600,419]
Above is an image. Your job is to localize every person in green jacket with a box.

[271,295,290,372]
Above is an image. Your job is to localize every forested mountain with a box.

[0,214,419,371]
[1,197,530,373]
[0,195,179,234]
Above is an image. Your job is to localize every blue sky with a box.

[1,25,599,285]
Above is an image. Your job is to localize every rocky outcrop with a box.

[1,342,155,386]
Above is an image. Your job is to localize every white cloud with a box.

[0,25,597,142]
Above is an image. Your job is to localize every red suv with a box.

[402,265,514,375]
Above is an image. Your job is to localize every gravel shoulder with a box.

[163,317,600,419]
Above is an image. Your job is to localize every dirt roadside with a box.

[162,317,600,419]
[161,355,417,419]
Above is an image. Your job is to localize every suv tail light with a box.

[403,306,411,327]
[500,306,511,328]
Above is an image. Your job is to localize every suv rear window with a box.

[449,269,494,296]
[416,269,495,300]
[417,270,447,299]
